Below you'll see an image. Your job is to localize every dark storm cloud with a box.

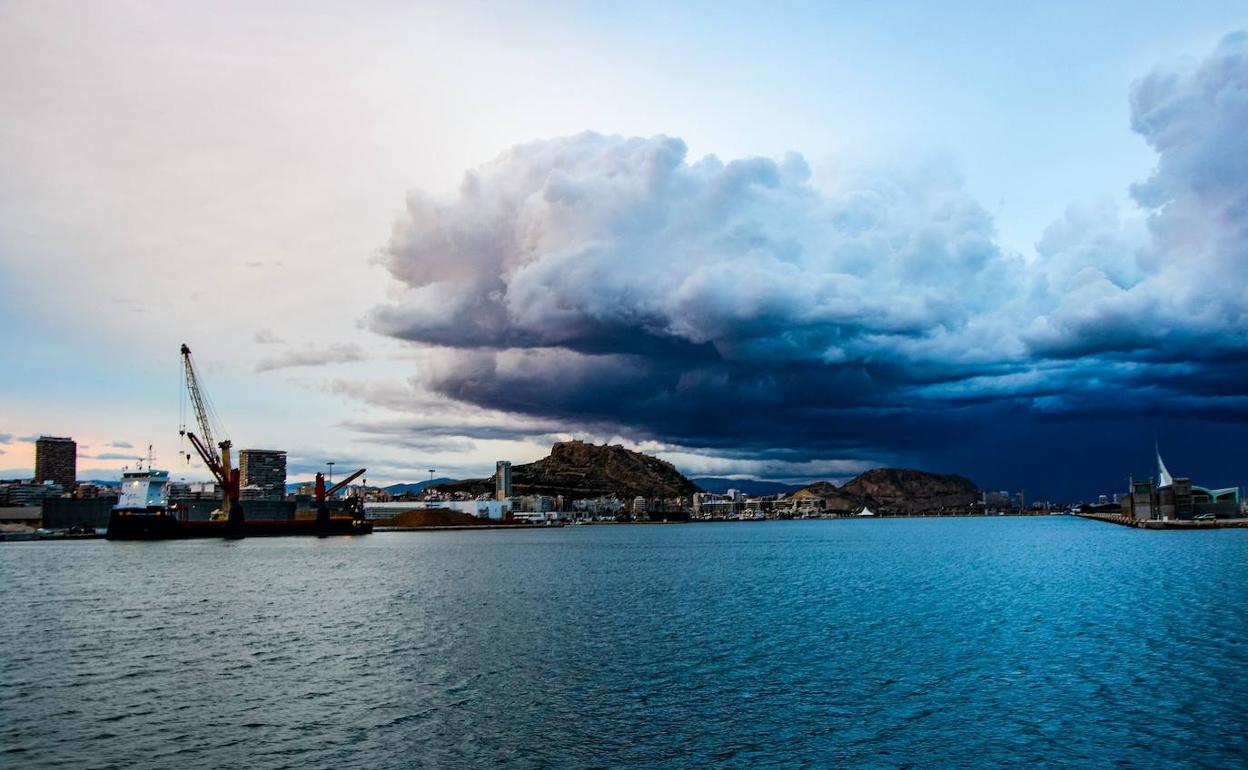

[366,34,1248,497]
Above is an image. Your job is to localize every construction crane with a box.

[179,344,241,530]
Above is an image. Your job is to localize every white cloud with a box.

[256,343,367,372]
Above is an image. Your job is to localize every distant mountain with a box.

[383,479,456,495]
[691,477,804,496]
[794,468,980,513]
[433,441,700,500]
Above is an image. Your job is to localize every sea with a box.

[2,517,1246,769]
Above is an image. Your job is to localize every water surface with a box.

[2,518,1246,768]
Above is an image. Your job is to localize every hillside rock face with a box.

[516,441,701,499]
[432,441,701,500]
[796,468,979,513]
[791,481,865,512]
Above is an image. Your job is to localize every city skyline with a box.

[3,2,1247,499]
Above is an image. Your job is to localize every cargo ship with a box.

[104,344,374,540]
[106,466,372,540]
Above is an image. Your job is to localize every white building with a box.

[364,499,511,521]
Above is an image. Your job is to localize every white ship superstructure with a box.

[116,468,170,511]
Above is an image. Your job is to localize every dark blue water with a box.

[2,518,1246,768]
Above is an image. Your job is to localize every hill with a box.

[790,481,865,512]
[794,469,980,513]
[842,468,980,512]
[432,441,700,500]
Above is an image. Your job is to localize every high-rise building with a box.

[495,460,512,501]
[34,436,76,493]
[239,449,287,500]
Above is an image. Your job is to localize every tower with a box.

[495,461,512,501]
[34,436,76,492]
[239,449,287,500]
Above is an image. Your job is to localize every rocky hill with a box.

[791,481,864,512]
[795,468,979,513]
[431,441,701,500]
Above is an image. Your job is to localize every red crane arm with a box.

[323,468,366,500]
[184,430,226,486]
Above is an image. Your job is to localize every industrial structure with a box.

[107,344,372,539]
[34,436,75,493]
[178,344,244,535]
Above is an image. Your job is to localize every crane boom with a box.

[325,468,366,499]
[181,344,220,469]
[184,430,226,486]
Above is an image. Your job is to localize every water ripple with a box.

[1,519,1246,768]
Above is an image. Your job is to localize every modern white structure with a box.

[116,469,170,511]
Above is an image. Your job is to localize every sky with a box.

[2,1,1246,501]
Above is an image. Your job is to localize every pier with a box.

[1077,512,1248,530]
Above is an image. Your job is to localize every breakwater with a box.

[1077,512,1248,529]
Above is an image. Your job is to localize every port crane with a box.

[179,343,242,532]
[314,468,366,526]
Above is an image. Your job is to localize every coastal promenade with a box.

[1077,512,1248,529]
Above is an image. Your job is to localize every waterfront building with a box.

[34,436,76,493]
[495,461,512,501]
[692,491,746,518]
[0,506,42,529]
[363,499,510,521]
[1122,446,1241,521]
[239,449,287,500]
[573,496,623,520]
[1,480,63,507]
[513,494,554,513]
[73,483,118,500]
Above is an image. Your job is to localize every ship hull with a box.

[106,511,372,540]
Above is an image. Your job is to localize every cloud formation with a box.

[367,33,1248,490]
[88,452,143,461]
[256,343,366,372]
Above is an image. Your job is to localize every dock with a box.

[1077,513,1248,530]
[374,523,564,532]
